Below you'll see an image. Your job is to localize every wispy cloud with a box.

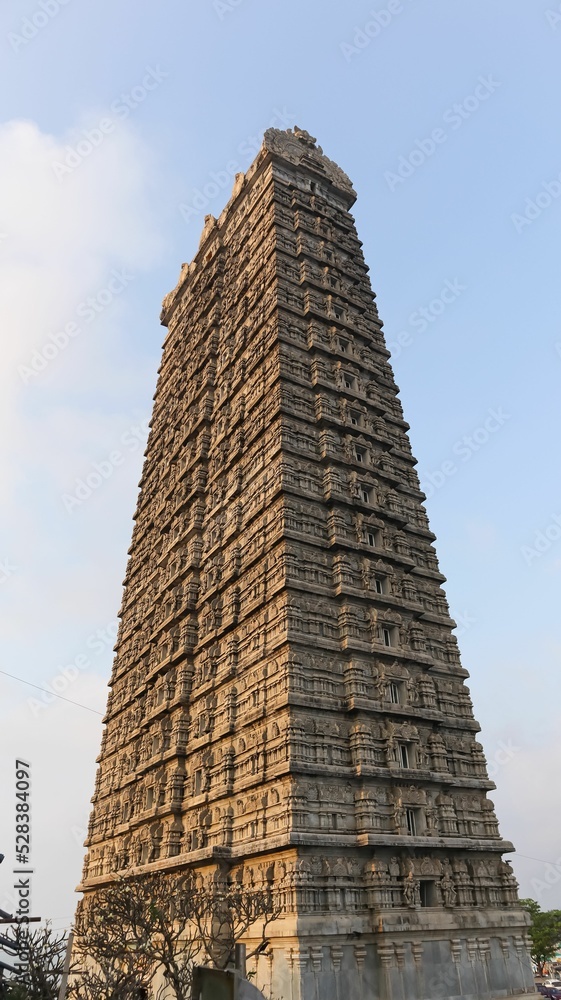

[0,116,165,919]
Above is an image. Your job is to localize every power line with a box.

[510,853,561,867]
[0,669,103,716]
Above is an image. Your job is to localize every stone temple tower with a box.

[79,127,535,1000]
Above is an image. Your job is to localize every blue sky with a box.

[1,0,560,928]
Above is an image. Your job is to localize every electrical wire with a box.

[507,852,561,866]
[0,669,103,715]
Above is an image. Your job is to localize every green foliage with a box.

[520,898,561,975]
[2,984,31,1000]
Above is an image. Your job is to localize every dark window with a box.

[420,881,436,907]
[389,681,400,703]
[405,808,418,836]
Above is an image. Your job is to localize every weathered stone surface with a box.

[79,127,535,1000]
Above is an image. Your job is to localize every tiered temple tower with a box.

[79,127,535,1000]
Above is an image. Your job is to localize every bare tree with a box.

[70,866,281,1000]
[67,952,150,1000]
[2,922,68,1000]
[186,868,279,970]
[70,886,160,1000]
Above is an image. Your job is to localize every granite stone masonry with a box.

[78,127,536,1000]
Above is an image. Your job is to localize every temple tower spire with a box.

[79,126,534,1000]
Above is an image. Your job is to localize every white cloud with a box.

[491,737,561,908]
[0,115,163,626]
[0,119,161,389]
[0,116,164,923]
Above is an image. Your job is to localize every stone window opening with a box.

[389,680,401,704]
[398,743,411,769]
[382,626,394,647]
[360,484,372,504]
[405,807,419,836]
[350,410,360,427]
[419,880,436,907]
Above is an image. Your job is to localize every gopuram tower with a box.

[80,127,535,1000]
